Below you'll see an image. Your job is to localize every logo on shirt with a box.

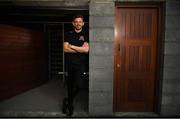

[79,35,85,41]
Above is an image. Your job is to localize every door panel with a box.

[114,7,159,112]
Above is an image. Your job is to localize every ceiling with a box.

[0,1,89,23]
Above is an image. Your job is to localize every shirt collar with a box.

[73,29,83,34]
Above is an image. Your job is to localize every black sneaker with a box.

[66,104,74,116]
[62,98,74,116]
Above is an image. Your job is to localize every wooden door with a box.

[114,5,160,112]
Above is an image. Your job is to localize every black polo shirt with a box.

[64,29,89,65]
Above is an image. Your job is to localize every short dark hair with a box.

[73,14,84,21]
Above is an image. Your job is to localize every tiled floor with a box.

[0,79,88,117]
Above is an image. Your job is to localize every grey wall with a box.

[161,0,180,116]
[89,0,114,116]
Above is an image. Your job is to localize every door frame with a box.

[113,2,165,113]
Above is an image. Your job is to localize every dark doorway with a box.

[0,3,89,117]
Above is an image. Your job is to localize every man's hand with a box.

[64,42,77,53]
[82,42,89,47]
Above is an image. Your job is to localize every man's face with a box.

[72,17,84,31]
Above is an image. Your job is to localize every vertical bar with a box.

[62,23,65,84]
[47,24,51,80]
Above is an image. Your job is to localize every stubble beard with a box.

[75,26,82,32]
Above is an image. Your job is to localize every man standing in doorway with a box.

[62,14,89,116]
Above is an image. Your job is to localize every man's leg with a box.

[72,65,86,99]
[62,68,74,116]
[67,71,74,106]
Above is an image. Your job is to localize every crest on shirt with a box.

[79,35,85,41]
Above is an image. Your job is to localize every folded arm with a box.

[64,42,77,53]
[64,42,89,53]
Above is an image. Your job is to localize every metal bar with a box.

[58,71,89,75]
[62,23,65,84]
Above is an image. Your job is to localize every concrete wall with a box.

[89,0,114,116]
[161,0,180,116]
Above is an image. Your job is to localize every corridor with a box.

[0,79,88,117]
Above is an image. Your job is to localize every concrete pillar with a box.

[89,0,115,116]
[160,0,180,116]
